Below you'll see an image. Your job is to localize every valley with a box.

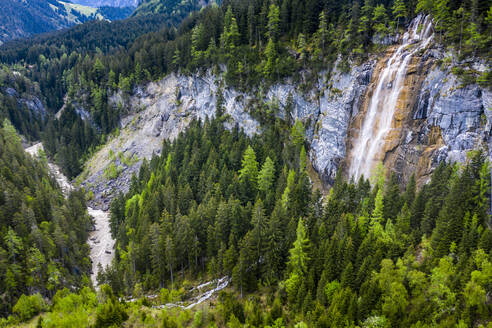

[0,0,136,44]
[0,0,491,326]
[25,143,114,285]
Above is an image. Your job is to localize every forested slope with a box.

[99,116,492,327]
[4,116,491,327]
[0,121,91,317]
[132,0,212,23]
[0,14,171,177]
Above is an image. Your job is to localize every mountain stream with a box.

[25,143,114,285]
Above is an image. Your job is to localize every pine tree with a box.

[191,23,204,67]
[258,157,276,194]
[282,169,296,209]
[239,145,259,186]
[267,4,280,42]
[434,0,450,42]
[373,4,389,35]
[171,48,181,71]
[265,201,287,282]
[392,0,407,31]
[299,146,307,172]
[4,227,23,264]
[222,6,240,60]
[291,120,305,146]
[383,173,401,221]
[150,223,165,287]
[317,11,328,52]
[247,4,255,45]
[263,38,278,80]
[287,219,311,275]
[251,199,267,275]
[371,189,384,228]
[165,236,176,289]
[416,0,433,14]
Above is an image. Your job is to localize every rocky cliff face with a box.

[81,63,377,207]
[3,86,47,119]
[81,72,259,208]
[80,23,491,207]
[355,47,491,185]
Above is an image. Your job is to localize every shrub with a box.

[94,300,129,328]
[12,294,47,322]
[94,285,128,328]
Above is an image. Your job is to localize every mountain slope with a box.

[0,0,491,325]
[132,0,212,24]
[0,0,133,44]
[70,0,139,7]
[0,121,91,316]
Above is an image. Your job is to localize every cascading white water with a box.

[349,15,433,180]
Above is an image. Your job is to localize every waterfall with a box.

[349,15,433,180]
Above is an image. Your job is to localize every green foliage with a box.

[373,5,389,35]
[290,120,305,146]
[2,115,492,328]
[94,284,129,328]
[12,294,46,322]
[392,0,407,30]
[94,299,128,328]
[0,122,91,317]
[239,145,259,184]
[287,219,311,275]
[258,157,276,194]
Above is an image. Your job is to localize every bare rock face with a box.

[2,86,47,119]
[312,62,375,184]
[423,71,485,163]
[81,72,259,209]
[365,52,491,185]
[264,62,376,185]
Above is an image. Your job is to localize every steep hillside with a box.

[96,5,136,20]
[0,0,133,44]
[0,121,91,317]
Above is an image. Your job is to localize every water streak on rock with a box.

[349,15,433,180]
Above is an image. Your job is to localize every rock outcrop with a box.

[2,86,46,118]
